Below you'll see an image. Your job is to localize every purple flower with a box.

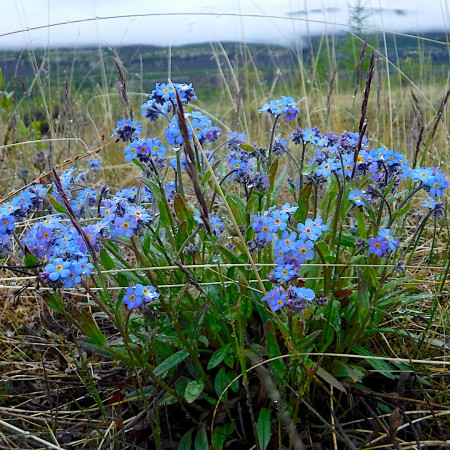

[111,119,143,142]
[262,287,286,312]
[368,236,388,256]
[273,263,297,282]
[111,214,138,238]
[377,229,400,251]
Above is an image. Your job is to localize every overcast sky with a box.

[1,0,449,49]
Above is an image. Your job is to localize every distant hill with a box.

[0,32,447,93]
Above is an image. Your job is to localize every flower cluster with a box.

[111,119,143,142]
[289,127,448,206]
[251,202,326,313]
[165,112,221,146]
[89,159,102,172]
[123,138,168,163]
[259,96,300,121]
[0,184,47,252]
[12,167,155,291]
[122,284,160,310]
[225,132,270,193]
[368,229,400,257]
[140,82,197,121]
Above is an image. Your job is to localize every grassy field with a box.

[0,24,449,449]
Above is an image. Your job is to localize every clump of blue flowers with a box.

[259,96,300,121]
[122,284,160,311]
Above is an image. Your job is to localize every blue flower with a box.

[427,174,449,197]
[285,286,315,310]
[111,119,143,142]
[122,286,143,310]
[148,138,167,158]
[295,240,315,262]
[276,230,297,254]
[111,214,138,238]
[368,236,388,256]
[165,182,176,201]
[45,258,71,281]
[377,229,400,251]
[256,216,275,242]
[348,189,367,206]
[297,218,321,241]
[262,287,286,312]
[422,198,438,209]
[210,216,225,236]
[270,210,288,232]
[301,128,318,145]
[0,215,15,236]
[89,159,102,172]
[280,202,298,214]
[273,263,297,282]
[316,159,339,178]
[259,96,299,119]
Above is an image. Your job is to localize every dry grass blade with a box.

[352,51,375,179]
[0,418,65,450]
[172,83,211,234]
[115,58,133,119]
[354,40,368,98]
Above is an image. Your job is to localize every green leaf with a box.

[272,166,288,199]
[257,408,271,450]
[213,424,235,450]
[265,320,285,376]
[226,193,245,223]
[178,428,194,450]
[240,144,255,152]
[268,157,279,193]
[184,379,204,403]
[391,201,411,221]
[46,293,65,314]
[100,249,116,270]
[73,308,107,348]
[336,233,357,248]
[174,193,191,222]
[195,429,208,450]
[316,367,347,393]
[153,350,189,378]
[355,208,367,239]
[24,252,39,267]
[294,182,313,223]
[208,344,232,370]
[139,178,164,202]
[176,220,188,249]
[353,344,397,379]
[215,366,228,401]
[48,195,66,214]
[226,370,239,392]
[190,303,209,339]
[332,361,366,383]
[157,199,171,230]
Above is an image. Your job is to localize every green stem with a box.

[298,142,307,192]
[158,295,214,392]
[267,114,281,167]
[329,172,343,252]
